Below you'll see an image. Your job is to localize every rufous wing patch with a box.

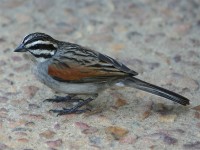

[48,63,125,81]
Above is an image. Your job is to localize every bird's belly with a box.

[33,64,106,94]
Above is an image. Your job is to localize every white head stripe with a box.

[25,40,57,48]
[30,49,55,55]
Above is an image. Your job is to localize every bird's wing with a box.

[48,46,138,83]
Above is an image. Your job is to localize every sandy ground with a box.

[0,0,200,149]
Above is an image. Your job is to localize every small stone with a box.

[194,112,200,119]
[159,114,177,123]
[173,55,182,62]
[14,63,30,72]
[53,122,61,130]
[89,136,101,145]
[40,130,56,139]
[0,60,6,66]
[0,37,6,43]
[141,110,151,120]
[0,0,24,9]
[15,13,31,24]
[196,123,200,128]
[11,56,22,62]
[190,38,200,47]
[25,122,35,127]
[153,103,170,114]
[0,142,8,149]
[46,139,62,148]
[24,86,39,99]
[148,132,177,145]
[0,96,8,103]
[183,141,200,149]
[12,127,32,132]
[21,114,45,120]
[146,62,160,70]
[106,126,129,140]
[162,134,177,145]
[174,24,191,35]
[119,135,137,144]
[75,122,90,130]
[84,108,103,117]
[115,98,127,108]
[193,105,200,112]
[33,0,55,12]
[17,138,29,143]
[75,122,98,134]
[140,101,153,120]
[167,73,199,91]
[127,31,142,39]
[82,127,98,134]
[28,103,40,110]
[110,43,125,52]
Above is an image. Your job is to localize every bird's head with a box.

[14,32,58,62]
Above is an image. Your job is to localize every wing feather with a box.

[48,45,138,82]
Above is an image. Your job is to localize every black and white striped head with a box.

[14,32,58,62]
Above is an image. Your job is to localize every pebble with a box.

[11,56,23,62]
[39,130,56,139]
[193,105,200,112]
[119,135,138,144]
[28,103,40,110]
[194,112,200,119]
[17,138,29,143]
[167,73,199,91]
[53,122,61,130]
[153,103,171,115]
[140,110,151,120]
[46,139,63,148]
[12,127,32,132]
[33,0,55,12]
[25,122,35,127]
[196,123,200,128]
[13,64,30,72]
[173,55,182,63]
[115,98,127,108]
[110,43,125,52]
[127,31,142,40]
[139,101,153,120]
[0,96,9,103]
[21,114,45,120]
[105,126,129,140]
[75,122,98,134]
[183,141,200,149]
[0,142,8,149]
[23,85,39,99]
[159,114,177,123]
[148,132,178,145]
[0,60,6,66]
[75,122,90,130]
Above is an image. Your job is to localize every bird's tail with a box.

[122,77,190,106]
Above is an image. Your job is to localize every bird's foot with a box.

[49,97,94,115]
[44,95,83,103]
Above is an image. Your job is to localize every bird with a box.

[14,32,190,115]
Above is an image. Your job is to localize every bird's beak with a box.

[14,44,27,52]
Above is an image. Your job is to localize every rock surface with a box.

[0,0,199,149]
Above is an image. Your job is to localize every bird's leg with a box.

[44,94,81,103]
[49,94,98,115]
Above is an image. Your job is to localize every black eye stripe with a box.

[28,44,56,50]
[29,51,52,58]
